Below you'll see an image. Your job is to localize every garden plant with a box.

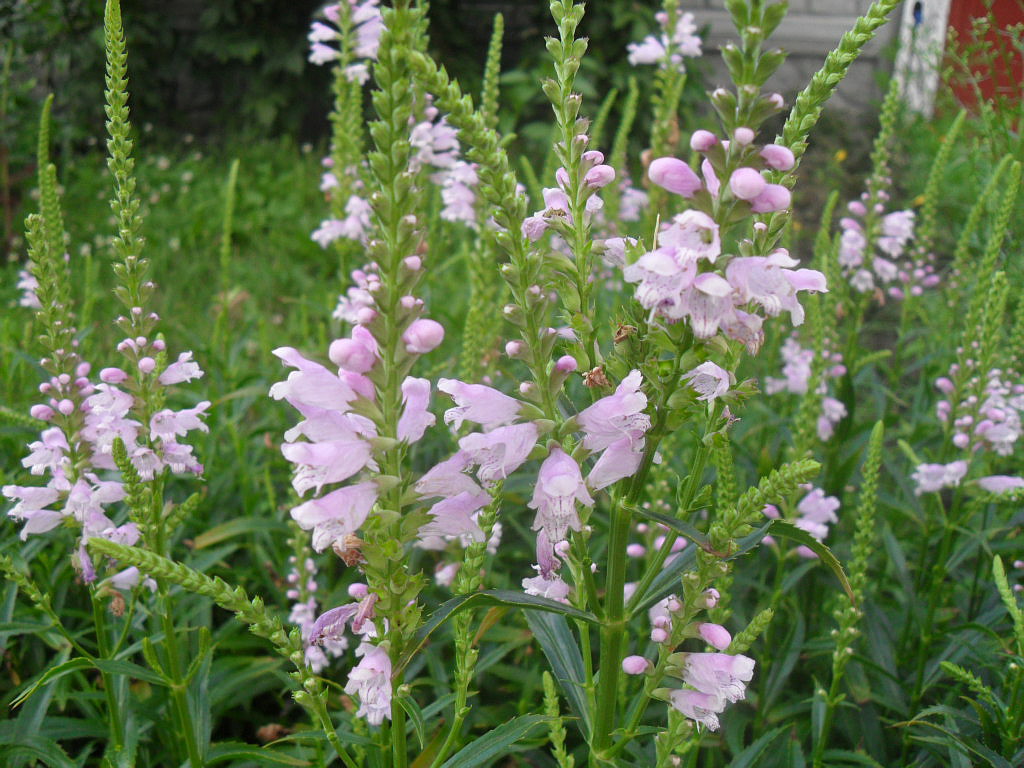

[1,0,1023,766]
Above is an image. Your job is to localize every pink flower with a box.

[648,157,702,197]
[522,572,571,603]
[622,247,696,319]
[281,437,374,496]
[291,482,378,552]
[659,210,721,263]
[397,377,434,443]
[329,327,380,373]
[402,319,445,354]
[149,402,211,441]
[308,603,360,648]
[419,490,489,543]
[345,644,392,726]
[577,370,650,452]
[437,379,521,431]
[977,475,1024,493]
[415,451,482,499]
[690,130,717,152]
[587,436,644,491]
[682,362,731,402]
[3,485,62,540]
[460,423,538,484]
[270,347,361,412]
[912,461,968,495]
[530,447,594,543]
[668,690,726,731]
[726,251,826,326]
[159,351,203,385]
[749,184,792,213]
[681,653,755,703]
[679,273,734,338]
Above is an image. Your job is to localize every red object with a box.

[946,0,1024,108]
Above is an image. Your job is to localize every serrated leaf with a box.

[11,657,93,708]
[767,520,854,602]
[396,589,597,676]
[439,714,551,768]
[524,611,590,739]
[206,741,310,766]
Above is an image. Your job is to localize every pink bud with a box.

[355,307,378,325]
[138,357,157,374]
[329,334,378,373]
[762,504,780,519]
[729,168,766,200]
[400,295,417,309]
[622,655,650,675]
[554,540,571,558]
[636,523,648,533]
[667,598,681,612]
[30,404,54,421]
[760,144,795,171]
[505,340,524,358]
[100,367,128,384]
[152,339,166,351]
[650,628,668,643]
[348,582,369,599]
[648,157,702,197]
[555,167,570,189]
[556,355,577,372]
[749,183,792,213]
[953,432,970,448]
[519,381,536,396]
[584,164,616,189]
[768,92,785,108]
[703,588,720,608]
[734,127,755,145]
[626,543,646,557]
[848,201,867,216]
[57,399,74,415]
[403,256,422,271]
[582,150,605,166]
[403,319,445,354]
[76,362,91,377]
[690,130,718,152]
[698,623,732,650]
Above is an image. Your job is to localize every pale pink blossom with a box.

[438,379,521,431]
[682,362,731,402]
[159,352,203,385]
[419,491,489,543]
[648,157,702,197]
[669,689,726,731]
[291,482,378,552]
[577,370,650,452]
[459,422,538,484]
[345,644,392,726]
[977,475,1024,493]
[397,377,434,443]
[530,447,594,543]
[415,451,482,499]
[587,436,644,490]
[522,572,571,603]
[682,653,755,703]
[659,210,721,262]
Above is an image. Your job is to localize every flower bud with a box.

[648,157,702,197]
[734,127,755,145]
[584,164,616,189]
[626,543,646,557]
[100,367,128,384]
[402,319,445,354]
[760,144,796,171]
[555,355,578,372]
[30,404,54,421]
[138,357,157,374]
[729,167,766,200]
[698,623,732,650]
[505,340,525,358]
[651,628,669,644]
[703,588,720,608]
[622,655,650,675]
[692,130,716,152]
[57,399,75,415]
[348,582,369,599]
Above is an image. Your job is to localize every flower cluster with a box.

[308,0,383,83]
[286,555,348,672]
[627,8,702,72]
[838,195,929,297]
[522,150,616,242]
[623,129,824,351]
[765,334,847,440]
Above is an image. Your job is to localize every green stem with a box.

[91,593,125,758]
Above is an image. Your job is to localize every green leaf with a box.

[192,518,290,549]
[397,691,427,750]
[728,726,787,767]
[767,520,855,602]
[523,611,590,739]
[631,506,716,553]
[11,657,93,708]
[0,739,77,768]
[396,589,597,675]
[439,714,551,768]
[206,741,310,766]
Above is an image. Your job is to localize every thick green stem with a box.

[91,594,125,759]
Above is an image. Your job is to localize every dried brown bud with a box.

[333,534,365,566]
[583,367,611,389]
